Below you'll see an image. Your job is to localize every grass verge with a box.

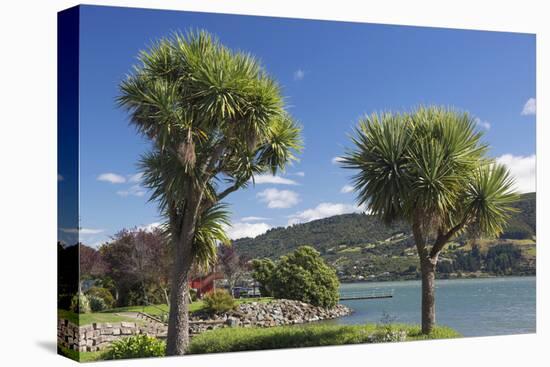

[188,323,461,354]
[58,322,459,360]
[58,309,138,325]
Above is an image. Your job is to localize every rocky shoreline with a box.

[190,299,352,332]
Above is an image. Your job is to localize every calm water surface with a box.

[332,276,535,337]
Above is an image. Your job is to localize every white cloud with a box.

[128,172,143,183]
[288,202,362,225]
[293,69,305,81]
[117,184,146,197]
[257,188,300,209]
[225,222,271,240]
[60,227,104,235]
[294,171,305,177]
[496,154,536,193]
[332,156,345,165]
[252,174,298,185]
[240,216,270,222]
[137,222,163,232]
[340,184,354,193]
[97,172,126,184]
[474,117,491,130]
[90,240,107,248]
[521,98,536,116]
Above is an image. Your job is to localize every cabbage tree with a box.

[118,31,302,354]
[342,106,518,334]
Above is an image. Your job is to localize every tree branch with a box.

[217,178,247,201]
[429,215,469,259]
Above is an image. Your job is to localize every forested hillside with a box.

[234,193,536,281]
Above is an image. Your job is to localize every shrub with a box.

[86,287,115,308]
[203,289,236,314]
[270,246,340,308]
[251,258,276,296]
[104,335,166,360]
[70,293,90,314]
[89,295,108,312]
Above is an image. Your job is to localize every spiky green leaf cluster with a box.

[118,30,302,268]
[192,204,231,270]
[118,30,301,178]
[342,106,519,240]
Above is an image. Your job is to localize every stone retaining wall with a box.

[58,299,352,352]
[57,319,168,353]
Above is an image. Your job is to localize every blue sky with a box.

[60,5,536,246]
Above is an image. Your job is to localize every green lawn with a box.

[107,297,271,316]
[59,323,460,361]
[58,309,138,326]
[105,303,171,316]
[59,297,274,326]
[188,323,461,354]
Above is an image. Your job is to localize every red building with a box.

[189,272,224,298]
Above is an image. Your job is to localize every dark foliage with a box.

[100,228,172,307]
[58,242,79,310]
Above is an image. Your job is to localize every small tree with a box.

[251,258,276,296]
[79,243,107,292]
[217,245,246,295]
[118,31,302,355]
[342,106,518,333]
[270,246,340,308]
[100,227,171,306]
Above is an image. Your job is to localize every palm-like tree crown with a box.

[342,106,518,242]
[118,30,302,268]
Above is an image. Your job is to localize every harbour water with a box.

[333,276,535,337]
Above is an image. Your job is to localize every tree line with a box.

[58,227,248,311]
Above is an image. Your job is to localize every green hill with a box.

[234,193,536,281]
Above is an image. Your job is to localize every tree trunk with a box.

[166,247,192,355]
[165,182,204,355]
[421,260,436,334]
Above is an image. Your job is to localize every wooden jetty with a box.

[340,289,394,300]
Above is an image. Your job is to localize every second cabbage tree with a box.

[341,106,518,334]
